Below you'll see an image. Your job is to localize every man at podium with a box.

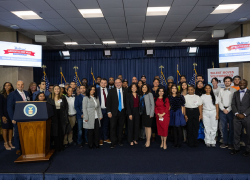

[7,80,30,155]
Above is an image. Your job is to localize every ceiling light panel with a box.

[11,11,42,20]
[103,41,116,44]
[64,42,78,45]
[181,39,196,42]
[146,7,170,16]
[79,9,104,18]
[211,4,242,14]
[142,40,155,43]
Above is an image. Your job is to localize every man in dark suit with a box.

[96,78,111,145]
[231,79,250,156]
[108,77,115,89]
[107,78,127,148]
[33,80,50,100]
[7,80,30,155]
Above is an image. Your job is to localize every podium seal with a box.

[23,104,37,117]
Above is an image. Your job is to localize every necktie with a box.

[118,89,122,112]
[240,90,245,93]
[21,92,26,101]
[224,88,230,91]
[103,88,107,107]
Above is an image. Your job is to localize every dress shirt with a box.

[116,87,124,110]
[66,96,76,115]
[101,87,108,109]
[218,87,236,112]
[17,89,27,101]
[184,94,202,108]
[212,86,221,97]
[240,88,247,102]
[91,96,98,119]
[109,85,114,89]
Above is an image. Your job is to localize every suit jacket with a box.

[140,93,155,117]
[47,96,71,136]
[96,87,109,109]
[232,89,250,119]
[7,89,30,120]
[33,90,50,100]
[126,93,139,116]
[82,96,103,129]
[0,94,4,119]
[74,94,84,119]
[106,87,127,117]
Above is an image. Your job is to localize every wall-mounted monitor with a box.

[219,36,250,63]
[0,41,42,67]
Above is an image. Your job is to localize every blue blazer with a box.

[74,94,84,119]
[96,87,109,108]
[33,90,50,100]
[7,90,29,120]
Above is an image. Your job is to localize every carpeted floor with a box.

[0,139,249,174]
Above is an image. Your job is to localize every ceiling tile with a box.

[45,0,76,10]
[196,0,223,6]
[108,23,127,29]
[144,23,162,30]
[190,6,214,15]
[106,17,126,23]
[172,0,198,6]
[162,22,182,29]
[125,8,147,16]
[0,20,11,26]
[102,8,124,17]
[98,0,123,8]
[6,19,31,26]
[45,18,69,25]
[198,21,219,27]
[85,18,106,24]
[72,23,93,30]
[126,16,145,23]
[221,0,247,4]
[225,12,250,21]
[28,19,54,26]
[111,29,127,35]
[168,6,194,15]
[0,12,22,20]
[57,10,82,18]
[38,11,62,19]
[20,0,53,11]
[90,23,109,30]
[124,0,147,8]
[65,18,87,24]
[165,15,187,22]
[71,0,99,9]
[148,0,173,6]
[0,7,8,12]
[35,25,58,31]
[0,1,29,11]
[145,16,165,23]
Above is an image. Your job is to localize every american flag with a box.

[189,73,196,85]
[73,74,81,87]
[42,74,50,91]
[160,73,167,86]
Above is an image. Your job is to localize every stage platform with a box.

[0,139,249,180]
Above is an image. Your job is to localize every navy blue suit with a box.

[32,90,50,100]
[7,89,29,151]
[74,94,87,145]
[96,87,110,141]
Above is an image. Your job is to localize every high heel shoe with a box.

[8,141,15,149]
[163,144,167,150]
[4,143,11,150]
[160,144,163,148]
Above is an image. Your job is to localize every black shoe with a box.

[78,144,83,148]
[242,151,250,157]
[228,144,234,150]
[64,144,68,148]
[118,142,123,146]
[110,144,115,149]
[231,149,240,155]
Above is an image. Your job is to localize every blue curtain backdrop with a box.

[34,46,219,85]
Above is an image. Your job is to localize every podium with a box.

[13,101,54,163]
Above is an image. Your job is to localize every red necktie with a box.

[103,89,107,107]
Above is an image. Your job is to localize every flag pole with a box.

[193,63,197,84]
[41,65,47,80]
[73,66,82,86]
[212,62,214,69]
[60,67,67,84]
[177,64,178,84]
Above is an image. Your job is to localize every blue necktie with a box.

[118,89,122,112]
[240,90,245,93]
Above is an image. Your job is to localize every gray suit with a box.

[232,89,250,152]
[141,92,155,117]
[82,96,103,129]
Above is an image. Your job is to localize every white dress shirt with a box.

[91,96,98,119]
[212,86,221,97]
[17,89,27,101]
[184,94,202,108]
[201,94,218,111]
[218,87,236,112]
[100,87,108,109]
[66,96,77,115]
[116,87,124,110]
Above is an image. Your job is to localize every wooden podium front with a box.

[13,101,54,163]
[15,119,54,163]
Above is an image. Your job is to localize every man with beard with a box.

[108,77,115,89]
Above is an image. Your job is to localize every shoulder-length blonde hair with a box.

[49,85,63,100]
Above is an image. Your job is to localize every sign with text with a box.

[207,67,239,88]
[0,41,42,67]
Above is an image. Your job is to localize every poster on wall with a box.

[207,67,239,88]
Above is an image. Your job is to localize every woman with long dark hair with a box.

[154,87,170,150]
[169,84,186,148]
[195,81,205,97]
[180,82,188,96]
[27,82,37,101]
[126,83,140,145]
[201,84,219,147]
[34,92,46,101]
[0,82,15,150]
[82,85,102,149]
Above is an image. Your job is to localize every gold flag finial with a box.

[41,65,47,73]
[73,66,78,72]
[159,65,164,72]
[212,62,214,68]
[193,63,197,69]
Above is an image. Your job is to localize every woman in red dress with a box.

[155,87,170,150]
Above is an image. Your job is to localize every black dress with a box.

[0,94,13,129]
[140,98,152,127]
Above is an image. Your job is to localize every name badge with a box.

[57,99,62,103]
[159,118,164,121]
[194,100,198,106]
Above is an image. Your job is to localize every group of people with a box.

[0,73,249,157]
